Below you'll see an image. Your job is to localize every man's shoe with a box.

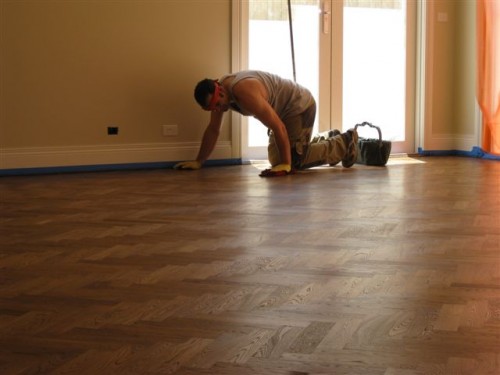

[328,129,341,138]
[341,129,358,168]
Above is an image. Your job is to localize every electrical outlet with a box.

[107,126,119,135]
[162,124,178,136]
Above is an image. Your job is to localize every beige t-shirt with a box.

[219,70,315,120]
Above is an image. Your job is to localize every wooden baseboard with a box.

[0,141,232,170]
[422,134,476,151]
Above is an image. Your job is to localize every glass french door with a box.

[239,0,329,161]
[238,0,416,160]
[340,0,416,154]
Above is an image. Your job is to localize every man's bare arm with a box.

[232,79,291,166]
[174,110,224,169]
[195,110,224,163]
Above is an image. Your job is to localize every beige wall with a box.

[1,0,231,155]
[453,0,476,135]
[425,0,477,140]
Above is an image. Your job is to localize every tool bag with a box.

[355,122,392,166]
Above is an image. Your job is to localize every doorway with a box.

[236,0,416,160]
[240,0,328,161]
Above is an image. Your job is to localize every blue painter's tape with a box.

[418,147,500,160]
[0,159,243,177]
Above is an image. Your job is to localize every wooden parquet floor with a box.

[1,156,499,374]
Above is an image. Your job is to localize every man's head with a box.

[194,79,228,112]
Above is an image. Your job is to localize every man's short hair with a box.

[194,79,216,107]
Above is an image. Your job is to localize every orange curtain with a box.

[477,0,500,155]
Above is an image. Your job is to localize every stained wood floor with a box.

[1,156,499,374]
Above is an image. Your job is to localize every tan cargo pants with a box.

[268,103,347,170]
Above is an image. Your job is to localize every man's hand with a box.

[174,160,202,170]
[259,164,292,177]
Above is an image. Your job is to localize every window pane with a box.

[342,0,406,141]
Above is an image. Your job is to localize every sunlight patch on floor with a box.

[248,155,426,172]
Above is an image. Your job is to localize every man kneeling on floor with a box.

[174,70,358,177]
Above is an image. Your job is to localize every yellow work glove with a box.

[259,163,292,177]
[174,160,202,170]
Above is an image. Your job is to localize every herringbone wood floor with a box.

[1,156,499,374]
